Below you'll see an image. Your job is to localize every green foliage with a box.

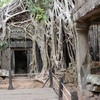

[0,41,7,50]
[24,0,50,22]
[0,0,10,8]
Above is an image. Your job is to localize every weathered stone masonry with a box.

[73,0,100,91]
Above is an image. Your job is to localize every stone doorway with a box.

[14,50,27,74]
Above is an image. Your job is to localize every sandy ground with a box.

[0,77,44,90]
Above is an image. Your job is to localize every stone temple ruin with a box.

[73,0,100,92]
[0,0,44,75]
[0,11,33,74]
[0,0,100,93]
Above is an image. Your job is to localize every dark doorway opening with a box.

[15,50,27,74]
[62,23,71,68]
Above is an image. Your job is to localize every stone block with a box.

[0,69,9,77]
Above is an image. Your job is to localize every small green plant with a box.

[24,0,50,22]
[0,0,10,8]
[0,41,7,51]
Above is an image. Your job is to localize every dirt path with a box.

[0,77,44,89]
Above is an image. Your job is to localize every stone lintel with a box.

[74,22,89,32]
[73,0,100,22]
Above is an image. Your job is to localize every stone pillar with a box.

[75,22,90,91]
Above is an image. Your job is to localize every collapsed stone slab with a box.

[86,74,100,92]
[0,69,9,77]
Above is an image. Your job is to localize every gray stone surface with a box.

[73,0,100,21]
[0,69,9,76]
[0,88,58,100]
[87,74,100,85]
[2,48,11,70]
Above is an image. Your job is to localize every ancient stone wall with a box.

[88,25,100,61]
[74,0,88,12]
[73,0,100,21]
[1,48,12,70]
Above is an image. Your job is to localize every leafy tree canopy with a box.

[0,0,10,8]
[24,0,50,22]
